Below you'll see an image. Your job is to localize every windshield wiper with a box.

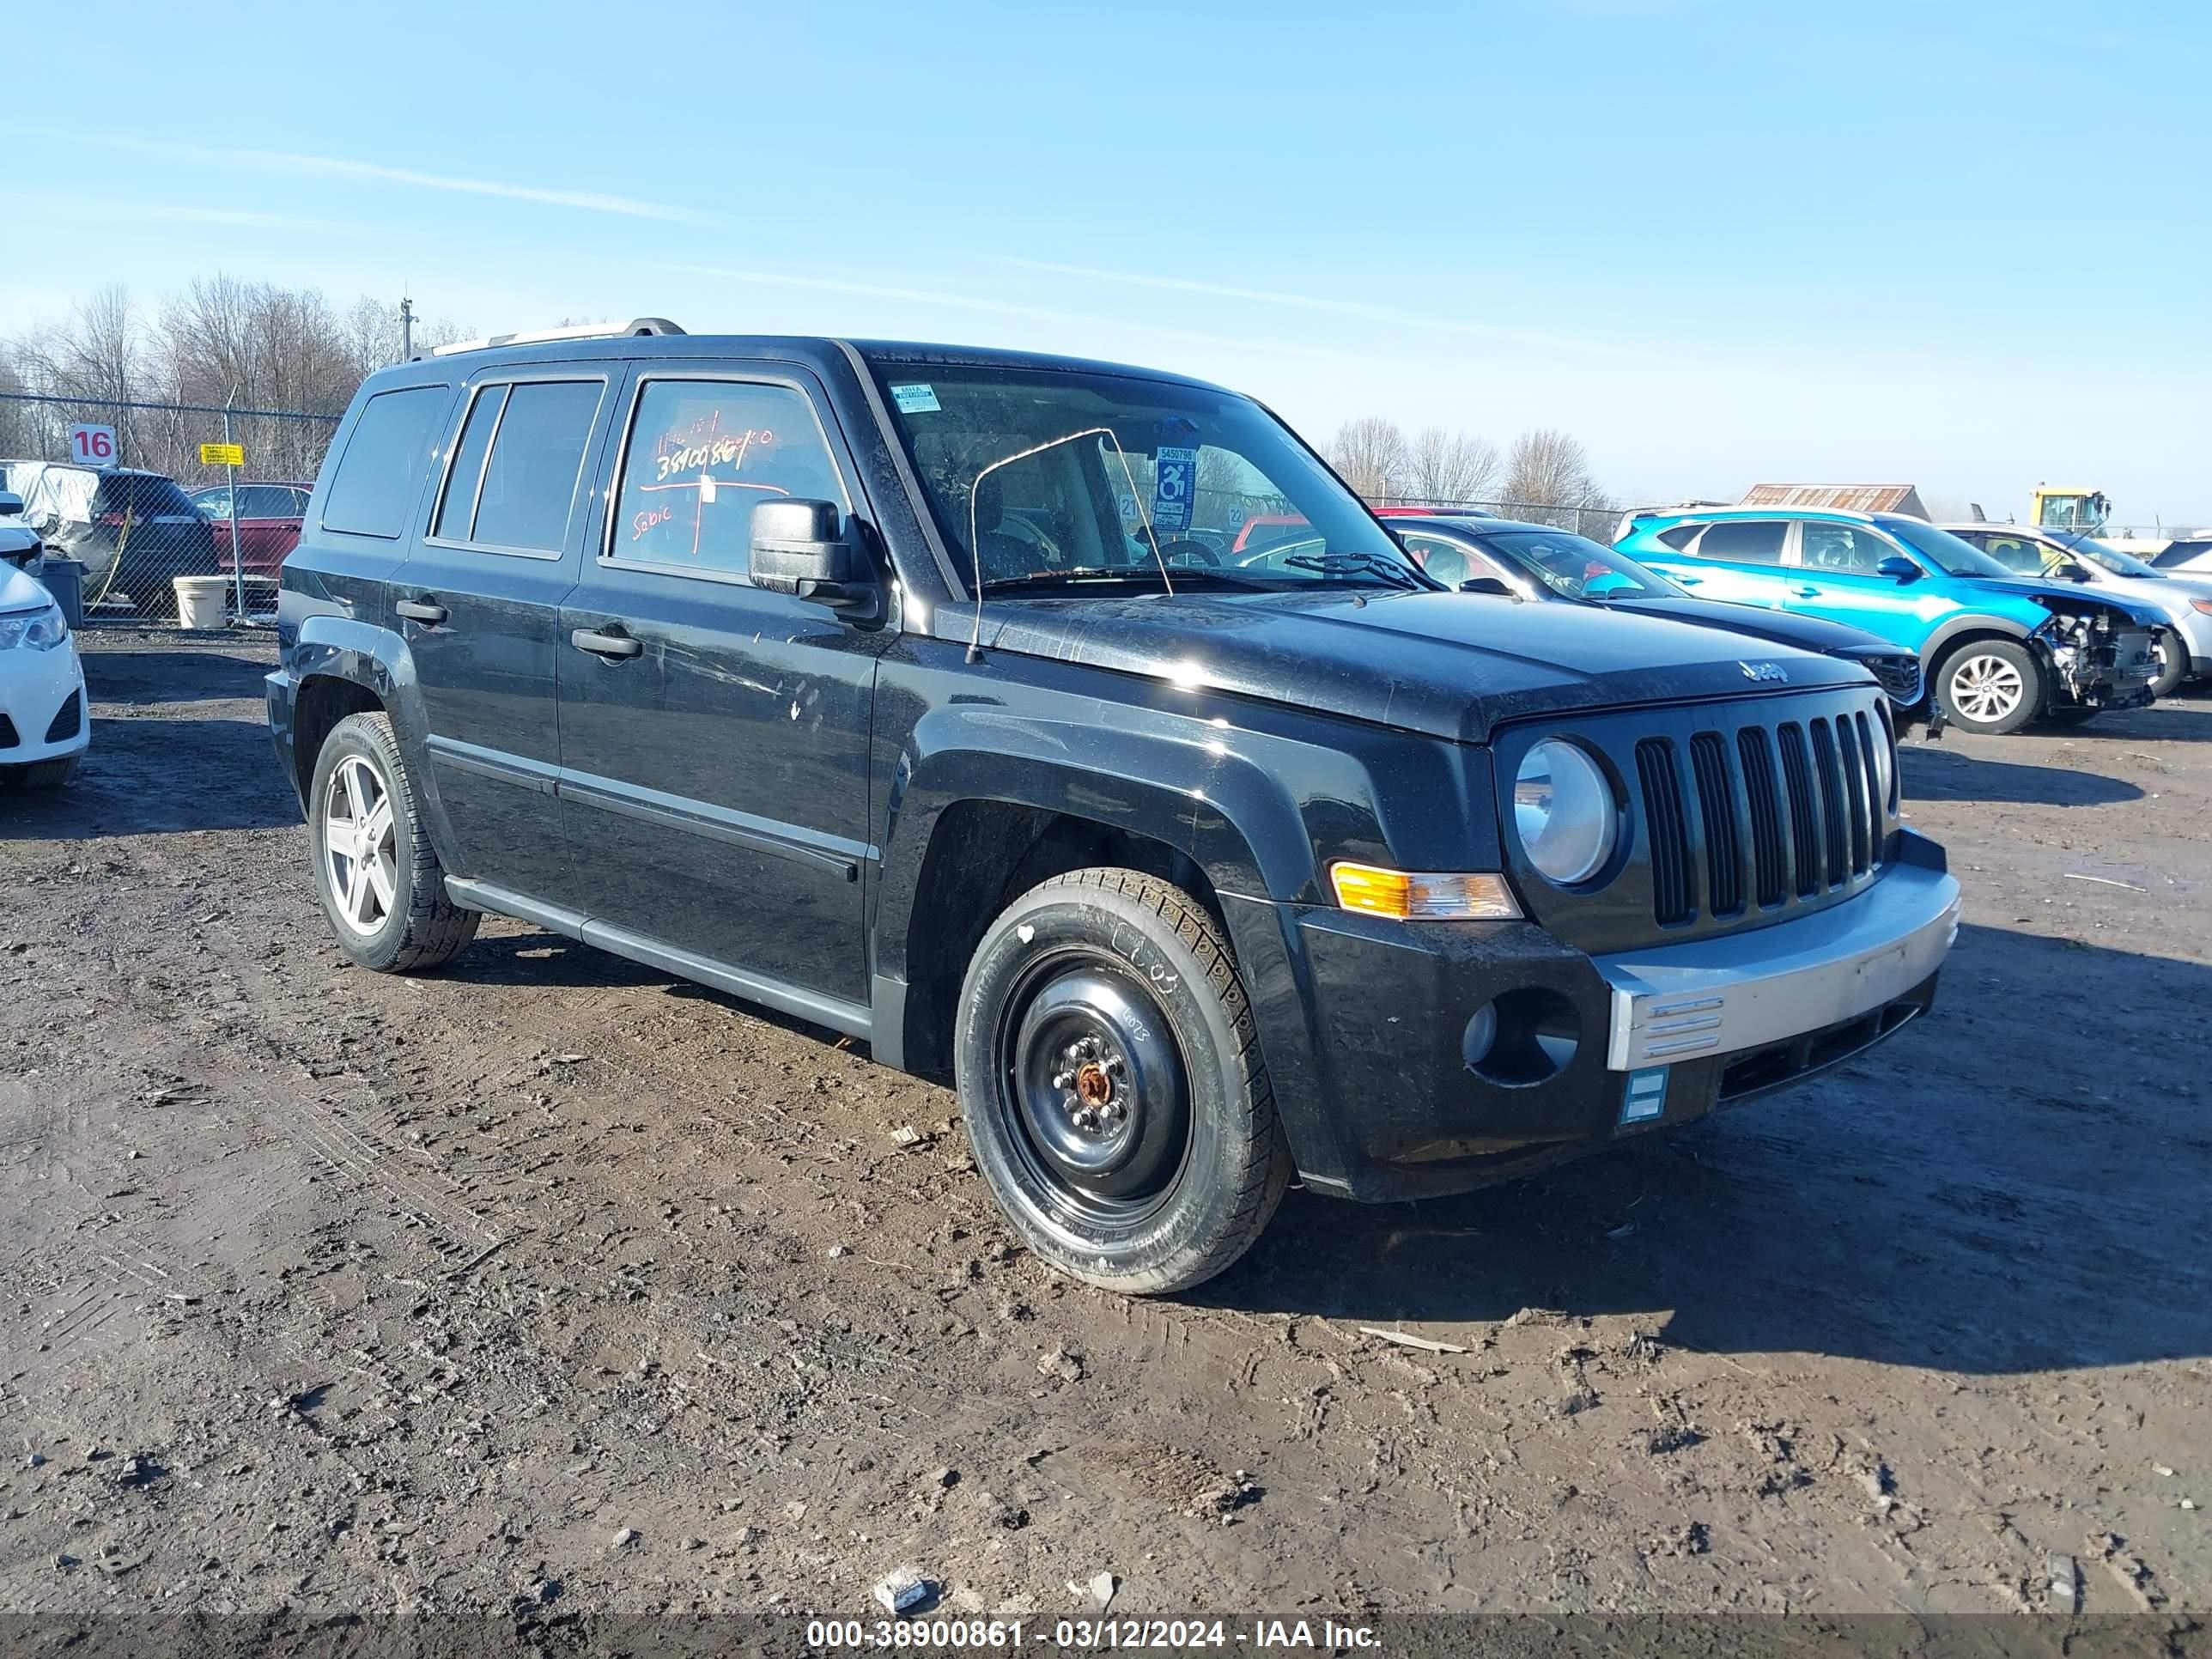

[979,566,1170,592]
[982,564,1291,594]
[1279,550,1425,590]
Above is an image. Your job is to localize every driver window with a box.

[1799,522,1886,574]
[1399,532,1476,586]
[1978,535,2045,575]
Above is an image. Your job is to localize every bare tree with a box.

[0,344,34,460]
[6,281,472,484]
[1405,428,1500,504]
[1502,428,1615,532]
[1327,416,1410,501]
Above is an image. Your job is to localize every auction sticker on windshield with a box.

[890,383,940,414]
[1153,416,1200,534]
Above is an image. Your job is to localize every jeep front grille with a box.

[1636,738,1692,925]
[1641,708,1888,928]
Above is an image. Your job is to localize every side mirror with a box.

[1875,555,1921,582]
[1458,576,1518,598]
[2056,561,2093,583]
[750,499,872,606]
[0,490,21,518]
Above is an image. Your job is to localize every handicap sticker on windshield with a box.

[890,383,940,414]
[1152,416,1200,536]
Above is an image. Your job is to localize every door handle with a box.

[571,626,643,659]
[396,598,448,625]
[1674,574,1702,586]
[1791,585,1821,597]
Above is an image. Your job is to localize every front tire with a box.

[3,757,77,790]
[307,712,478,972]
[2148,628,2187,699]
[1937,640,2045,736]
[955,868,1291,1295]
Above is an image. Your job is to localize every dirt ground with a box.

[1,631,2207,1621]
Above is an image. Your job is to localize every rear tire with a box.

[307,712,478,973]
[955,867,1292,1296]
[1936,639,2044,736]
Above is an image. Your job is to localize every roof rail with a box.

[422,317,685,359]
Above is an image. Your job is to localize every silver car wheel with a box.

[1950,653,2025,723]
[322,753,398,937]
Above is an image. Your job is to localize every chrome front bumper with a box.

[1595,861,1961,1070]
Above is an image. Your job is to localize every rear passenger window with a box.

[240,485,298,518]
[1657,525,1701,550]
[433,386,506,541]
[323,386,451,539]
[608,379,849,579]
[439,380,604,554]
[1695,520,1787,562]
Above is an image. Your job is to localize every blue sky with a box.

[14,0,2210,520]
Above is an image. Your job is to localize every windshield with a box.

[2046,530,2160,577]
[1480,528,1688,600]
[869,363,1425,592]
[1875,517,2018,579]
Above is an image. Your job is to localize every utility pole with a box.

[399,295,416,363]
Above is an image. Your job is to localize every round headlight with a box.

[1514,739,1614,885]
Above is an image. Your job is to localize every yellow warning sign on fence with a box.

[200,441,245,467]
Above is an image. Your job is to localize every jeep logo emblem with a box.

[1739,660,1789,684]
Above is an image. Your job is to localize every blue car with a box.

[1615,507,2164,735]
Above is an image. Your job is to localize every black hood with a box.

[939,587,1869,744]
[1598,593,1906,658]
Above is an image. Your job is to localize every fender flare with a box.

[289,616,463,863]
[1921,613,2033,667]
[869,705,1366,1182]
[872,702,1322,984]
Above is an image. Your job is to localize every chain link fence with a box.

[1371,495,1624,539]
[0,391,342,625]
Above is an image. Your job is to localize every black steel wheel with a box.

[956,868,1291,1294]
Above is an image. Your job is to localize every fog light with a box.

[1462,1002,1498,1069]
[1466,987,1580,1087]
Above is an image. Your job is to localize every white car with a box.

[0,559,88,790]
[1942,523,2212,697]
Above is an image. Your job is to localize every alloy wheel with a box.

[322,754,398,937]
[1949,653,2025,724]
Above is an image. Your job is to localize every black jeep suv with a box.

[267,322,1960,1293]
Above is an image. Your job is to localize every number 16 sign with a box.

[68,423,118,465]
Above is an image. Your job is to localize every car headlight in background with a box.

[1514,739,1615,885]
[1329,861,1521,921]
[0,602,68,651]
[2192,598,2212,617]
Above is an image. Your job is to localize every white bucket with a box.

[173,575,230,630]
